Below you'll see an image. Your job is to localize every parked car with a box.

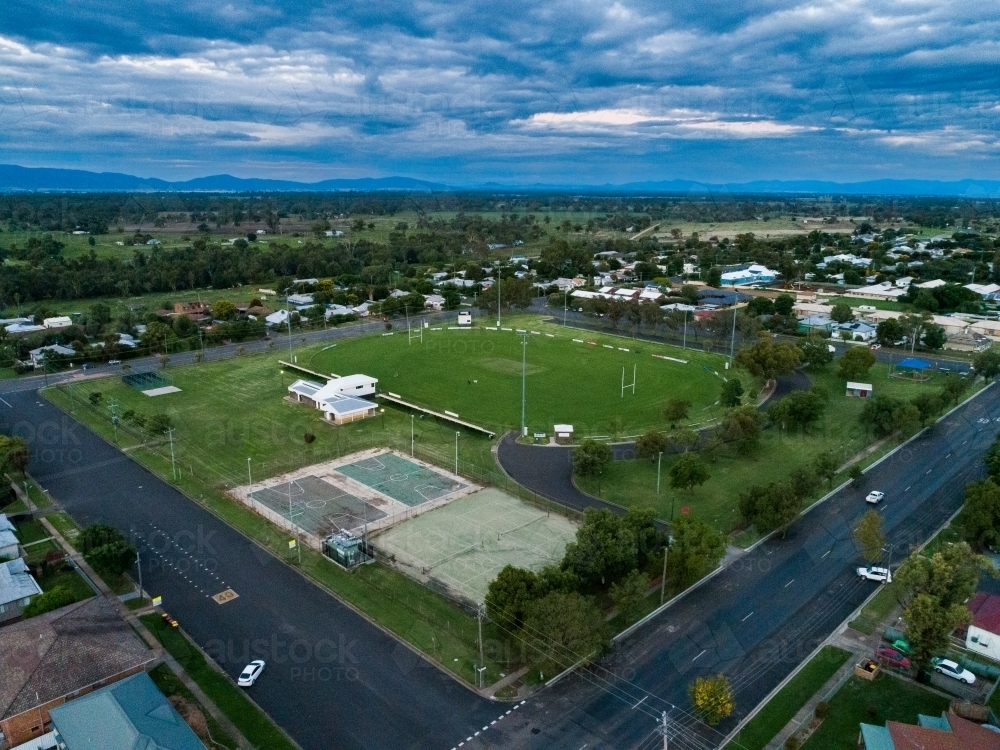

[892,639,912,656]
[870,343,881,350]
[857,566,892,583]
[876,646,910,669]
[865,490,885,504]
[933,658,975,685]
[108,359,121,365]
[238,660,265,687]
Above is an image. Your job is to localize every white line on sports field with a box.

[741,612,754,622]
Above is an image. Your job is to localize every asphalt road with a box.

[1,387,498,750]
[476,382,999,749]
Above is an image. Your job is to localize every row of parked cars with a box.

[876,638,977,685]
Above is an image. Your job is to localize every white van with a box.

[457,311,472,326]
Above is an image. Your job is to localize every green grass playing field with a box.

[307,316,745,437]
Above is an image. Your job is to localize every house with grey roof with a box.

[0,558,42,623]
[0,597,156,746]
[48,672,205,750]
[0,514,19,561]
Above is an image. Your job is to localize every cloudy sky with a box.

[1,0,998,184]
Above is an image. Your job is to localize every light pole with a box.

[411,414,415,457]
[455,431,460,475]
[247,458,252,498]
[521,332,527,437]
[496,270,501,328]
[682,309,688,350]
[729,303,737,364]
[563,289,568,326]
[656,451,663,494]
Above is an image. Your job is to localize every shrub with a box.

[21,586,77,618]
[304,433,316,444]
[785,738,801,750]
[815,701,830,720]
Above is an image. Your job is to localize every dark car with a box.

[877,646,910,669]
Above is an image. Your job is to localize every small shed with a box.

[325,532,364,568]
[846,382,873,398]
[554,424,574,445]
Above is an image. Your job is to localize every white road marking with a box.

[905,486,911,491]
[0,397,12,408]
[693,649,707,661]
[785,579,795,587]
[821,550,831,558]
[926,469,932,474]
[946,454,952,458]
[741,612,754,622]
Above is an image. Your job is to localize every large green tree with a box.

[485,565,541,630]
[667,517,726,588]
[562,509,639,588]
[635,430,668,460]
[800,337,833,370]
[720,405,766,455]
[837,346,875,380]
[960,480,1000,552]
[668,452,711,492]
[573,439,612,477]
[853,510,885,563]
[973,348,1000,380]
[738,482,801,534]
[523,592,609,671]
[735,338,803,380]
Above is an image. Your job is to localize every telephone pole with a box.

[520,332,527,437]
[661,711,669,750]
[167,428,177,480]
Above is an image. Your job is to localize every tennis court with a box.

[370,488,578,604]
[335,452,466,507]
[250,475,387,537]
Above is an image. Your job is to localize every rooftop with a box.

[0,597,154,721]
[0,558,42,607]
[969,592,1000,636]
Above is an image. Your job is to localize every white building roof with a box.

[288,379,323,399]
[554,424,574,433]
[266,310,290,325]
[0,514,15,534]
[328,374,377,390]
[915,279,947,289]
[0,558,42,606]
[42,316,73,329]
[846,382,873,390]
[321,395,376,417]
[287,294,314,306]
[966,283,1000,297]
[848,284,909,299]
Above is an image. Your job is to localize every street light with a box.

[411,414,415,457]
[656,451,663,494]
[247,458,252,498]
[455,431,460,475]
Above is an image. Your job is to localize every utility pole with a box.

[661,711,669,750]
[107,398,120,444]
[455,431,460,475]
[656,451,663,494]
[167,428,177,480]
[683,309,687,350]
[477,604,485,683]
[247,457,252,498]
[496,270,501,328]
[286,297,294,363]
[521,332,527,437]
[563,289,568,326]
[660,542,669,604]
[729,303,737,364]
[411,414,415,457]
[136,548,144,604]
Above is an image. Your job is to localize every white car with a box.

[865,491,885,505]
[933,658,975,685]
[857,566,892,583]
[237,660,265,687]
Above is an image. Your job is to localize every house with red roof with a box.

[967,592,1000,662]
[860,712,1000,750]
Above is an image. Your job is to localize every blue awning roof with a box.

[898,357,931,370]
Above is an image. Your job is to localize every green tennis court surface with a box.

[250,475,387,536]
[336,453,465,507]
[371,488,578,604]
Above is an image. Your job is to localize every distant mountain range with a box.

[2,164,999,197]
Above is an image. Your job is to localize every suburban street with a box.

[0,321,994,749]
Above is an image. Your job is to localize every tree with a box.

[837,346,875,380]
[735,338,803,380]
[746,296,774,316]
[485,565,541,630]
[800,337,833,370]
[986,437,1000,481]
[667,517,726,588]
[668,429,699,453]
[213,300,237,321]
[21,586,77,618]
[147,413,173,435]
[910,392,943,426]
[960,479,1000,552]
[688,674,735,726]
[635,430,668,460]
[902,593,968,674]
[789,466,820,501]
[813,450,840,486]
[941,374,968,405]
[738,482,801,534]
[668,452,711,492]
[705,266,722,288]
[720,405,766,455]
[85,540,136,578]
[610,570,649,619]
[853,510,885,562]
[876,317,904,346]
[562,509,639,588]
[768,388,827,431]
[0,435,30,476]
[830,302,853,323]
[973,348,1000,380]
[773,294,794,316]
[922,324,946,351]
[663,398,692,423]
[573,440,612,478]
[523,592,609,670]
[719,379,744,407]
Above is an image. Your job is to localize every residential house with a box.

[423,294,445,311]
[915,279,947,289]
[47,672,206,750]
[286,293,314,308]
[848,283,909,301]
[965,592,1000,662]
[792,302,834,319]
[638,288,664,303]
[894,276,914,288]
[720,264,777,286]
[265,310,290,327]
[325,305,355,318]
[172,302,211,321]
[798,315,834,333]
[835,320,877,342]
[969,319,1000,343]
[0,597,156,746]
[0,514,20,561]
[27,345,75,369]
[41,317,72,330]
[351,302,372,317]
[965,283,1000,298]
[860,309,970,339]
[860,712,1000,750]
[0,558,43,623]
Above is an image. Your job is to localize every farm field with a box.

[307,315,747,437]
[576,362,979,532]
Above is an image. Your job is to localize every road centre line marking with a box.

[905,486,911,491]
[926,469,932,474]
[821,550,831,558]
[632,696,647,709]
[741,612,754,621]
[693,649,707,661]
[785,579,794,587]
[0,397,11,408]
[946,454,951,458]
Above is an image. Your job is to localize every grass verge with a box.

[848,581,905,635]
[800,674,950,750]
[148,663,237,750]
[141,614,296,750]
[725,646,851,750]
